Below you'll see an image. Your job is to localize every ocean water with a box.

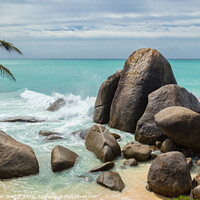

[0,59,199,200]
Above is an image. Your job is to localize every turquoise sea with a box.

[0,59,199,200]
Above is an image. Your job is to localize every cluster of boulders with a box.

[93,48,200,198]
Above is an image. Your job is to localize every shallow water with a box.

[0,59,199,200]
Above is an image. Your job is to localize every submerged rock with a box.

[0,116,44,123]
[155,106,200,153]
[71,129,89,139]
[122,142,151,162]
[123,158,138,166]
[89,161,114,172]
[47,98,66,112]
[97,171,125,192]
[148,151,192,197]
[135,84,200,145]
[0,130,39,179]
[85,124,121,162]
[51,145,78,172]
[109,48,177,133]
[39,130,61,136]
[78,173,94,182]
[93,70,122,124]
[44,135,63,141]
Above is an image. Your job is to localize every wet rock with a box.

[93,70,122,124]
[0,130,39,179]
[150,153,158,160]
[78,174,94,182]
[51,145,78,172]
[186,158,193,170]
[0,116,44,123]
[109,48,177,133]
[97,171,125,192]
[123,158,138,166]
[148,151,192,197]
[47,98,66,112]
[44,135,63,141]
[161,139,180,153]
[196,160,200,166]
[155,106,200,153]
[85,124,121,162]
[193,174,200,187]
[122,142,151,162]
[111,133,121,140]
[71,129,89,139]
[39,130,61,137]
[135,84,200,145]
[192,185,200,200]
[89,161,114,172]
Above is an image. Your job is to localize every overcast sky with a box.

[0,0,200,59]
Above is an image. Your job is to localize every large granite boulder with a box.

[85,124,121,162]
[135,84,200,144]
[0,130,39,179]
[51,145,78,172]
[47,98,66,112]
[108,48,177,133]
[155,106,200,153]
[97,171,125,192]
[93,70,122,124]
[148,151,192,197]
[122,142,151,161]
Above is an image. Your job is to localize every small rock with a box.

[161,138,180,153]
[150,153,157,160]
[47,98,66,112]
[51,145,78,172]
[193,174,200,187]
[39,130,61,137]
[78,174,94,182]
[123,158,138,166]
[71,129,89,139]
[89,161,114,172]
[192,185,200,200]
[186,157,193,170]
[111,133,121,140]
[155,141,162,149]
[97,171,125,192]
[196,159,200,166]
[0,116,44,123]
[44,135,63,141]
[122,142,151,162]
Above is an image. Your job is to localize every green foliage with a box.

[164,195,195,200]
[0,40,22,81]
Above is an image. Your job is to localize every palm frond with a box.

[0,40,22,55]
[0,64,16,81]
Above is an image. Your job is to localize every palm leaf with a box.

[0,64,16,81]
[0,40,22,55]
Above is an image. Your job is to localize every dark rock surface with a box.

[109,48,177,133]
[111,133,121,140]
[122,142,151,162]
[89,161,114,172]
[93,70,122,124]
[97,171,125,192]
[148,151,192,197]
[85,124,121,162]
[0,130,39,179]
[51,145,78,172]
[47,98,66,112]
[155,106,200,153]
[135,84,200,145]
[44,135,63,141]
